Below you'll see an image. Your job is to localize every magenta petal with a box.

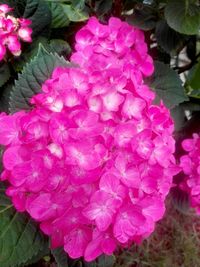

[3,146,22,170]
[84,237,102,262]
[26,193,56,221]
[64,227,92,259]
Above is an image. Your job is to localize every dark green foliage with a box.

[165,0,200,35]
[23,0,52,37]
[13,38,71,71]
[0,183,49,267]
[52,248,69,267]
[0,63,10,88]
[148,61,189,108]
[188,60,200,91]
[155,20,186,54]
[48,2,70,28]
[126,4,158,30]
[47,0,88,28]
[9,45,73,113]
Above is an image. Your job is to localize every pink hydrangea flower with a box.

[0,4,32,60]
[0,17,179,261]
[179,133,200,214]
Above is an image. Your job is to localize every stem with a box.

[0,204,13,214]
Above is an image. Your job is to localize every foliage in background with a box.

[0,0,200,266]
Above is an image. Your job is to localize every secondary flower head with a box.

[0,4,32,61]
[0,17,179,261]
[179,133,200,214]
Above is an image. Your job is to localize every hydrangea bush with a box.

[0,16,180,261]
[0,1,199,267]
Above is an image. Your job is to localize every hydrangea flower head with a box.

[0,4,32,61]
[179,133,200,213]
[0,17,179,261]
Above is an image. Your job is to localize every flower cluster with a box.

[0,4,32,61]
[180,133,200,214]
[0,17,178,261]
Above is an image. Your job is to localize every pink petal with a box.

[64,227,92,259]
[102,92,124,112]
[122,94,146,119]
[18,27,32,42]
[3,146,22,170]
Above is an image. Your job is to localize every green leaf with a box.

[52,247,69,267]
[9,45,73,113]
[13,38,71,71]
[188,60,200,90]
[156,47,171,64]
[165,0,200,35]
[126,5,158,30]
[24,247,50,266]
[47,0,88,26]
[97,255,115,267]
[94,0,113,17]
[155,20,186,54]
[23,0,52,37]
[0,63,10,88]
[185,59,200,99]
[170,105,186,132]
[62,2,88,22]
[0,84,13,113]
[49,39,71,55]
[188,89,200,99]
[52,248,85,267]
[13,37,49,72]
[0,183,49,267]
[71,0,85,10]
[48,2,70,28]
[84,255,115,267]
[148,61,189,108]
[63,5,87,21]
[84,261,97,267]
